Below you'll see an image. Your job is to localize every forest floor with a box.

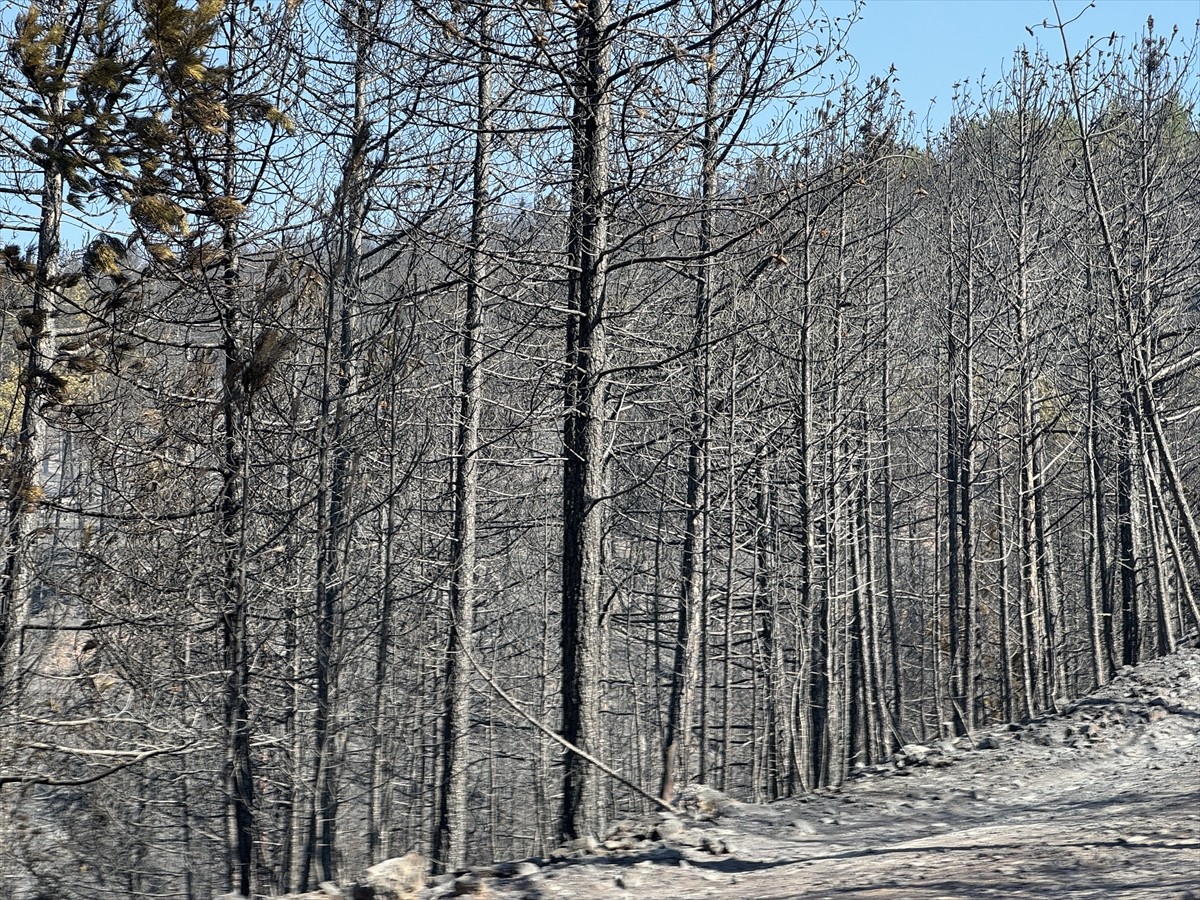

[431,646,1200,900]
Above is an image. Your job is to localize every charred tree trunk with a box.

[435,10,492,871]
[560,0,612,843]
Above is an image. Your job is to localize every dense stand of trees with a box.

[0,0,1198,896]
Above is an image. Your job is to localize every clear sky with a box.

[833,0,1200,124]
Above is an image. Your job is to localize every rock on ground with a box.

[350,852,427,900]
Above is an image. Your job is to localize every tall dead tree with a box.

[434,2,493,874]
[560,0,613,843]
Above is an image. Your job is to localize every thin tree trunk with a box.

[1139,447,1175,657]
[753,457,781,800]
[0,101,62,693]
[1084,363,1113,684]
[944,169,964,736]
[878,188,903,747]
[932,383,948,736]
[959,246,976,733]
[996,447,1015,722]
[434,7,492,872]
[308,20,374,876]
[1117,397,1140,666]
[660,17,717,802]
[220,263,254,900]
[859,457,887,760]
[720,330,739,791]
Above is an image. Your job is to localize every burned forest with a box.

[1,0,1198,896]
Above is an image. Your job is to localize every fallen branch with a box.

[0,742,195,787]
[459,642,677,817]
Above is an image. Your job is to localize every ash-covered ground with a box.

[430,647,1200,900]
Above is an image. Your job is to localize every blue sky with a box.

[833,0,1200,123]
[5,0,1198,251]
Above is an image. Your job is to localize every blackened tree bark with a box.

[560,0,612,844]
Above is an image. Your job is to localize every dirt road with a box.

[458,648,1200,900]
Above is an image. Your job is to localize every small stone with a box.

[673,831,705,848]
[481,860,538,879]
[1118,835,1153,846]
[1148,706,1168,722]
[451,873,483,895]
[605,820,639,840]
[976,735,1001,750]
[675,784,732,819]
[355,853,427,900]
[549,836,598,860]
[896,743,931,762]
[652,816,685,840]
[614,874,626,889]
[643,846,683,864]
